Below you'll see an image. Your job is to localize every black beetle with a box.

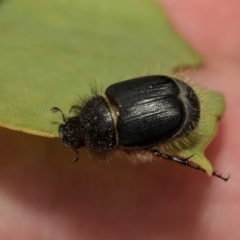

[52,75,229,181]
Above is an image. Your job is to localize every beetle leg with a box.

[212,171,230,181]
[69,105,81,114]
[151,149,195,167]
[72,149,79,163]
[151,149,229,181]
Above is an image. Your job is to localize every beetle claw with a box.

[212,171,230,181]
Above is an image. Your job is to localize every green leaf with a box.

[0,0,200,137]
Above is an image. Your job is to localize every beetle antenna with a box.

[51,107,67,122]
[151,149,230,182]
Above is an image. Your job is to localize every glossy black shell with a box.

[106,75,200,149]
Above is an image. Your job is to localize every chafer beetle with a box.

[52,75,229,181]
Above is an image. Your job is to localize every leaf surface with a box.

[0,0,200,136]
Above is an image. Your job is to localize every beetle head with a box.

[51,107,85,150]
[58,116,84,149]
